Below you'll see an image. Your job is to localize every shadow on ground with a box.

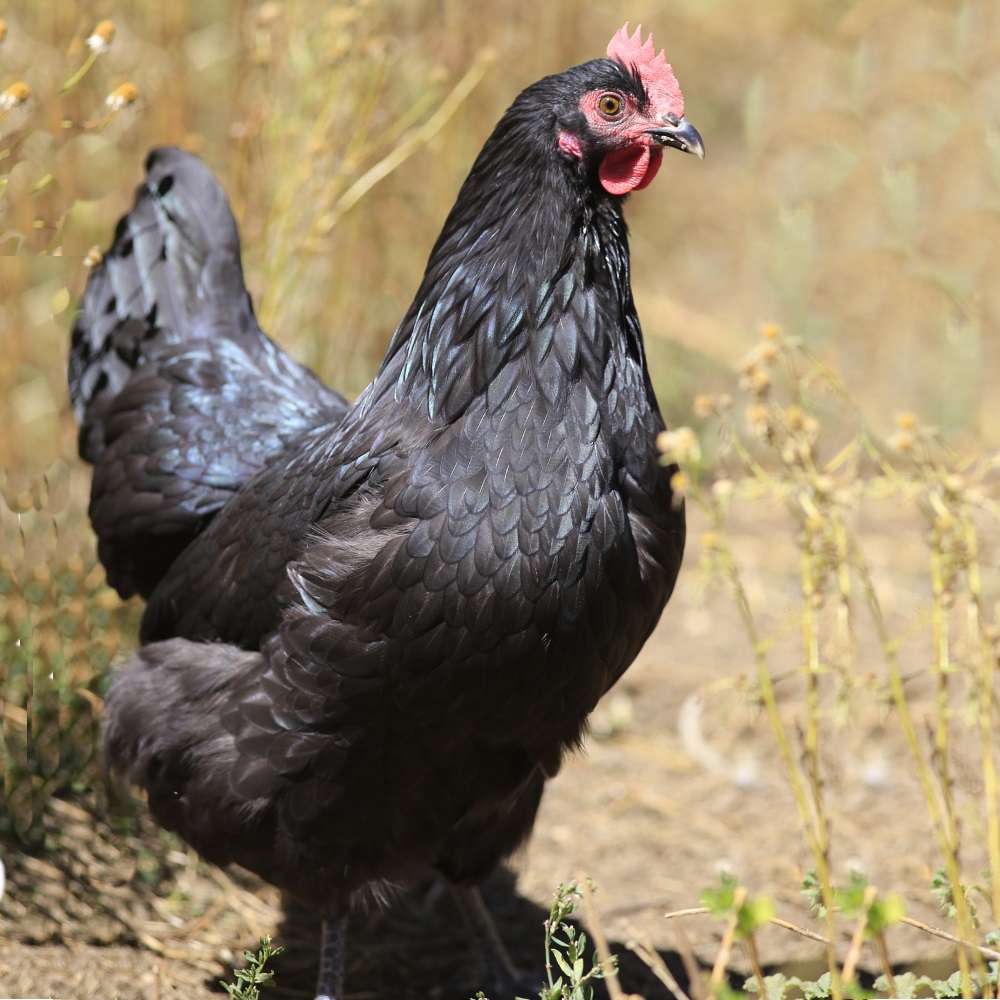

[258,867,716,1000]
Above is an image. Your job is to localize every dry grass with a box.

[656,326,1000,997]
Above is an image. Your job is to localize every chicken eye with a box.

[598,93,622,118]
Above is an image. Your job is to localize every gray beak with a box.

[645,116,705,159]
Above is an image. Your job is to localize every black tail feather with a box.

[69,147,349,597]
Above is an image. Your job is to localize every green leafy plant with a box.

[746,972,837,1000]
[700,873,774,997]
[536,881,612,1000]
[220,935,283,1000]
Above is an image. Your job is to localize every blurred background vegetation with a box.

[2,0,999,464]
[1,0,1000,992]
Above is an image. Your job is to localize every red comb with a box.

[606,23,684,118]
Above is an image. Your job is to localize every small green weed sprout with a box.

[220,935,283,1000]
[536,881,613,1000]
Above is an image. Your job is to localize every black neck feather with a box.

[369,72,652,428]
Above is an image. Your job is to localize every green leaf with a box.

[875,971,917,998]
[737,893,776,937]
[701,872,739,915]
[554,951,575,978]
[801,972,834,999]
[867,892,905,933]
[931,868,958,917]
[744,972,801,1000]
[801,869,826,916]
[834,871,869,914]
[944,971,965,997]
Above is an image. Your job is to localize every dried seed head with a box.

[745,403,770,434]
[106,82,138,111]
[834,483,856,507]
[760,321,781,340]
[935,511,955,532]
[692,394,715,418]
[256,2,282,25]
[658,426,701,463]
[738,360,771,397]
[757,342,779,365]
[749,368,771,396]
[700,531,721,551]
[84,246,103,268]
[784,404,806,431]
[0,81,30,111]
[943,474,965,496]
[740,364,771,399]
[674,426,699,453]
[813,474,835,497]
[670,470,690,497]
[896,411,917,430]
[87,20,116,54]
[889,431,914,453]
[711,479,734,501]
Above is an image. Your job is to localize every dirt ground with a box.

[1,504,993,999]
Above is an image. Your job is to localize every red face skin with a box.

[558,88,668,196]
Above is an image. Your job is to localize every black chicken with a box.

[69,24,701,999]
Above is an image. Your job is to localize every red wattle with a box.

[635,147,663,190]
[598,144,660,195]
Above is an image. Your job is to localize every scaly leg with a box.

[315,916,347,1000]
[448,882,523,994]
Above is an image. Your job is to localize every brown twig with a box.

[663,906,831,946]
[626,932,693,1000]
[841,884,877,984]
[900,916,1000,960]
[577,875,632,1000]
[709,885,744,991]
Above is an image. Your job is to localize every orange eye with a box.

[598,93,622,117]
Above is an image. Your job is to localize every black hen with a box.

[70,24,701,999]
